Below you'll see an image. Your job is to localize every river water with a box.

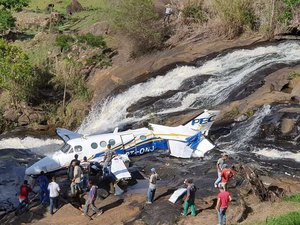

[1,41,300,213]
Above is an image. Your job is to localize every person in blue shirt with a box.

[35,171,49,205]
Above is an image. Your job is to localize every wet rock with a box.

[281,118,296,134]
[234,114,248,122]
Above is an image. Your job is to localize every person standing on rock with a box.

[35,171,49,205]
[182,178,197,216]
[220,164,235,191]
[214,153,229,188]
[81,156,90,191]
[216,185,232,225]
[164,3,173,24]
[146,168,158,204]
[68,154,80,180]
[71,161,83,196]
[48,176,60,215]
[102,144,116,177]
[83,179,103,217]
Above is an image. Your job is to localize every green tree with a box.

[0,0,30,11]
[0,9,15,33]
[0,39,35,105]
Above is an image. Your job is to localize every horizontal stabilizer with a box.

[169,140,193,158]
[111,156,131,180]
[56,128,82,143]
[169,188,187,203]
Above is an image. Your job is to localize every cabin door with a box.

[120,134,136,155]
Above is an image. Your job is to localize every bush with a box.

[213,0,257,37]
[265,211,300,225]
[279,0,300,24]
[105,0,163,54]
[288,71,300,80]
[0,39,35,105]
[0,9,15,33]
[55,35,75,52]
[182,2,207,23]
[78,33,107,48]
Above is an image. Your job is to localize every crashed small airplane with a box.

[25,110,219,177]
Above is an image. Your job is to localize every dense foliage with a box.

[0,0,30,10]
[0,39,35,104]
[0,9,15,33]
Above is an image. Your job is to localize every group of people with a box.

[18,145,116,217]
[18,174,60,215]
[146,153,235,225]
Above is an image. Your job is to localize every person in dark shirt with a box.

[35,171,49,204]
[182,178,196,216]
[83,179,103,217]
[68,154,80,180]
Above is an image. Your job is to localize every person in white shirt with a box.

[48,176,60,215]
[164,4,173,24]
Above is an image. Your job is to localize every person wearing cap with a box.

[220,164,235,191]
[81,156,90,191]
[146,168,158,204]
[182,179,197,216]
[214,153,229,188]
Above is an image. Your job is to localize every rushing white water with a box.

[216,104,271,152]
[255,148,300,162]
[79,41,300,135]
[0,137,62,155]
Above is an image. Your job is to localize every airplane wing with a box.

[56,128,83,143]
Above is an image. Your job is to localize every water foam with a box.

[79,42,300,134]
[0,137,63,155]
[255,148,300,162]
[216,104,271,151]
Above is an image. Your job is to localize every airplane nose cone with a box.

[25,156,61,175]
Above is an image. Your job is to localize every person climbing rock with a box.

[214,153,229,188]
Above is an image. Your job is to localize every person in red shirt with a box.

[220,164,235,191]
[216,186,232,225]
[19,180,32,204]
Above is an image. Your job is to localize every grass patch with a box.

[284,193,300,203]
[264,211,300,225]
[27,0,103,13]
[288,71,300,80]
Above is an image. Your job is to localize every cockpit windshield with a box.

[60,143,71,153]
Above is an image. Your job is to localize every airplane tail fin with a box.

[184,110,220,135]
[56,128,83,143]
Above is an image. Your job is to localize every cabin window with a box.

[91,142,98,149]
[74,145,83,152]
[68,148,74,154]
[140,135,147,140]
[60,143,71,153]
[109,139,116,146]
[100,141,107,148]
